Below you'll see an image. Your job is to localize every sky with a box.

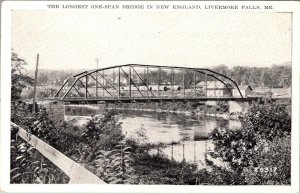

[12,10,291,70]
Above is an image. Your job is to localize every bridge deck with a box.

[51,96,262,104]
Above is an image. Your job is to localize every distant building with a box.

[148,85,170,91]
[232,85,253,97]
[121,85,172,91]
[253,87,291,98]
[196,81,233,97]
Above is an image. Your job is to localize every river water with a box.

[65,105,241,168]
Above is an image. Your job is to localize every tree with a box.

[241,71,249,85]
[213,64,229,76]
[259,71,266,88]
[11,51,34,101]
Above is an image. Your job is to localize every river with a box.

[65,105,241,168]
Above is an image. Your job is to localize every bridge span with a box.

[53,64,255,104]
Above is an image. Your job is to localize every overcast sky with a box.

[12,11,291,70]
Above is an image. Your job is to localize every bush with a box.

[242,134,291,185]
[94,145,136,184]
[10,126,69,184]
[80,112,124,151]
[11,102,134,183]
[209,100,291,184]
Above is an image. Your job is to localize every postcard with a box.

[1,1,299,193]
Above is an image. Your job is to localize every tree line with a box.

[37,63,291,88]
[212,63,291,88]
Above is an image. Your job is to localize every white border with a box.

[1,1,299,193]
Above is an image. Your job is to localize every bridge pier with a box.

[43,101,65,126]
[228,101,250,113]
[204,100,250,114]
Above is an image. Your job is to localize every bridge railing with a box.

[11,122,106,184]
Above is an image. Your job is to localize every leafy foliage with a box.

[213,63,291,88]
[209,100,291,184]
[81,113,124,151]
[132,152,199,184]
[11,51,34,101]
[11,103,137,184]
[241,100,291,140]
[10,126,69,184]
[94,145,136,184]
[241,135,291,185]
[11,95,291,185]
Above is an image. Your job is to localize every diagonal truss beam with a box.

[89,74,113,97]
[120,67,144,97]
[96,72,119,93]
[54,77,70,98]
[61,78,79,100]
[78,79,92,97]
[131,66,155,97]
[72,84,82,97]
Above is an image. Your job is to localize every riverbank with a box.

[105,107,233,120]
[66,101,240,120]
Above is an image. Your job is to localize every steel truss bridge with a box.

[53,64,257,104]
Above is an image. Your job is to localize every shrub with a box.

[94,145,136,184]
[209,100,291,184]
[10,125,69,184]
[81,112,124,151]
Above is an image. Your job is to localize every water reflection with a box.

[65,106,241,167]
[116,110,241,144]
[149,141,213,168]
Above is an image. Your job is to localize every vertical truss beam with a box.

[96,72,98,98]
[102,71,105,97]
[214,79,216,97]
[85,73,88,99]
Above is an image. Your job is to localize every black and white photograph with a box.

[1,1,300,193]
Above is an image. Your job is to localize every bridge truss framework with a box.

[53,64,244,103]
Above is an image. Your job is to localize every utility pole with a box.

[96,58,99,98]
[157,68,160,97]
[129,67,131,97]
[32,54,39,113]
[194,71,196,97]
[85,73,88,99]
[118,67,120,98]
[183,70,185,97]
